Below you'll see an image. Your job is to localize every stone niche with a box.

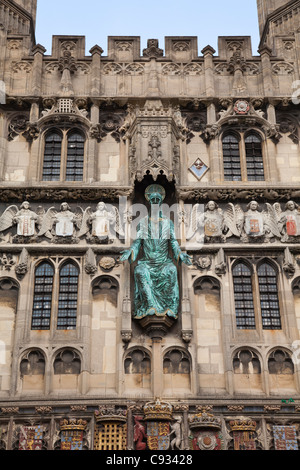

[0,278,19,393]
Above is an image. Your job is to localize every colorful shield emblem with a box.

[147,422,170,450]
[273,426,298,450]
[61,430,84,450]
[18,425,43,450]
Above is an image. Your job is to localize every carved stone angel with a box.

[274,200,300,242]
[37,203,81,243]
[240,201,281,243]
[0,201,38,242]
[77,202,124,244]
[187,201,226,243]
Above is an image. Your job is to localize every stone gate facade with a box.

[0,0,300,451]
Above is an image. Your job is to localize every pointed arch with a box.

[57,260,79,330]
[232,260,255,329]
[31,261,54,330]
[257,260,281,330]
[66,129,85,181]
[42,129,63,181]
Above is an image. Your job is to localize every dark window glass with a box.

[66,132,84,182]
[245,134,265,181]
[42,132,62,181]
[31,262,54,330]
[233,262,256,329]
[258,263,281,330]
[57,263,79,330]
[222,134,241,181]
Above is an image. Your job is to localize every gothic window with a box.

[31,262,54,330]
[54,349,81,374]
[245,133,264,181]
[268,350,294,375]
[232,262,255,329]
[222,133,241,181]
[42,131,62,181]
[257,262,281,330]
[57,262,79,330]
[232,259,281,331]
[222,130,265,182]
[66,131,85,181]
[42,128,85,182]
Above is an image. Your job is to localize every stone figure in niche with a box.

[187,201,226,243]
[0,202,38,242]
[119,184,192,319]
[276,200,300,242]
[78,201,124,244]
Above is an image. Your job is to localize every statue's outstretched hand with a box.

[180,252,193,266]
[119,250,131,263]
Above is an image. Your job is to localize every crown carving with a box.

[143,399,173,421]
[188,412,221,430]
[95,406,127,423]
[60,419,87,432]
[229,418,257,432]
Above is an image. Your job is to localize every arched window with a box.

[245,134,264,181]
[222,133,241,181]
[222,130,265,182]
[42,131,62,181]
[257,262,281,330]
[233,262,255,329]
[66,131,85,181]
[31,262,54,330]
[57,262,79,330]
[42,128,85,182]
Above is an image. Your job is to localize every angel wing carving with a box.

[77,207,92,238]
[224,203,244,238]
[263,203,282,239]
[0,205,19,233]
[112,206,125,238]
[186,204,202,240]
[37,207,57,237]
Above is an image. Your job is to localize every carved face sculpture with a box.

[206,201,217,212]
[286,201,296,211]
[248,201,259,212]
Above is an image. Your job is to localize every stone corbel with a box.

[84,248,98,275]
[15,248,29,279]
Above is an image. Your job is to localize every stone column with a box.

[259,45,274,97]
[152,337,164,397]
[89,45,103,97]
[31,43,46,96]
[201,46,216,97]
[265,100,280,182]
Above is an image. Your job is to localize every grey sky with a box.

[35,0,261,56]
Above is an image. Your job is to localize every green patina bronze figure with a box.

[120,184,192,319]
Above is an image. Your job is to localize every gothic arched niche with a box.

[124,348,151,392]
[0,277,19,389]
[192,276,225,395]
[163,348,191,394]
[232,348,263,396]
[133,174,176,206]
[19,349,46,393]
[268,349,296,395]
[90,275,120,383]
